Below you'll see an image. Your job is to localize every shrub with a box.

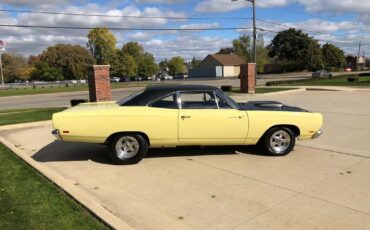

[221,85,233,91]
[347,77,359,82]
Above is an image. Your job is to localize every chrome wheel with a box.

[269,130,291,153]
[115,136,140,159]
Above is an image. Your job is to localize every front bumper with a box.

[51,129,62,141]
[312,130,323,139]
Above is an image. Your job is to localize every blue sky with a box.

[0,0,369,61]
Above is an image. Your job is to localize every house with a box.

[188,54,246,78]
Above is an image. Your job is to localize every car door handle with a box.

[228,116,244,119]
[181,115,191,119]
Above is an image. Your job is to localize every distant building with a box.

[188,54,246,78]
[346,55,366,70]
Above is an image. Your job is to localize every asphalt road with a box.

[0,71,368,110]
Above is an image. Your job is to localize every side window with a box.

[150,94,178,109]
[215,93,232,109]
[180,92,218,109]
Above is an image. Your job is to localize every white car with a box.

[110,77,120,83]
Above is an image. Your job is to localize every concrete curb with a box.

[0,120,52,131]
[0,123,135,230]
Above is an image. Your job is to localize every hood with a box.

[238,101,308,112]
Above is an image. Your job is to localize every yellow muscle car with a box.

[52,85,323,164]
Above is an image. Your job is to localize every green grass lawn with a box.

[0,144,108,230]
[0,108,66,126]
[295,76,370,86]
[0,108,108,229]
[267,75,370,87]
[0,82,156,97]
[228,87,298,94]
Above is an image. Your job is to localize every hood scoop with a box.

[248,101,284,108]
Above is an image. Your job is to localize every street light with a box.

[232,0,256,64]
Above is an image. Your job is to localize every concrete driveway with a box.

[1,89,370,230]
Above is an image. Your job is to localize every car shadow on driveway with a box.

[32,141,113,164]
[32,141,266,165]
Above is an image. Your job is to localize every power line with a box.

[0,9,250,20]
[0,24,251,31]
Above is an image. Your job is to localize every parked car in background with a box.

[312,70,332,78]
[134,76,143,81]
[110,77,120,83]
[164,75,173,80]
[345,68,352,72]
[52,85,323,164]
[119,76,130,82]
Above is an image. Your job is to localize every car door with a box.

[178,91,248,145]
[146,93,180,146]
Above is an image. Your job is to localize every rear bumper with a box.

[312,130,323,139]
[51,129,62,141]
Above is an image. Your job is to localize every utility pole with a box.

[0,49,4,87]
[357,41,361,70]
[251,0,257,65]
[232,0,257,78]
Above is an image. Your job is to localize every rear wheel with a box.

[108,133,148,164]
[261,127,296,156]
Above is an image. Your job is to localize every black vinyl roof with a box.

[122,84,219,106]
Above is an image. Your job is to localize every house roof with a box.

[207,54,246,66]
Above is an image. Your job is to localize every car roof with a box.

[122,84,220,106]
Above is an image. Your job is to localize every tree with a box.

[1,53,30,82]
[217,47,234,54]
[39,44,95,80]
[159,59,169,73]
[232,35,252,62]
[268,28,323,71]
[168,56,186,75]
[305,42,324,71]
[32,61,64,81]
[137,53,159,77]
[189,57,201,68]
[122,42,144,61]
[110,50,138,77]
[256,35,269,73]
[87,28,116,65]
[322,43,345,71]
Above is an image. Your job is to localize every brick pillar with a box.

[88,65,112,102]
[239,63,256,94]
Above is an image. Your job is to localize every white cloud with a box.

[195,0,249,13]
[194,0,289,13]
[143,35,231,61]
[179,22,219,29]
[135,0,185,3]
[297,0,370,14]
[0,0,69,7]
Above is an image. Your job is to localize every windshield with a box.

[116,91,143,105]
[216,89,240,109]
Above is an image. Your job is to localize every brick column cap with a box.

[92,65,111,68]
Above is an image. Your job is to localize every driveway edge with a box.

[0,124,135,230]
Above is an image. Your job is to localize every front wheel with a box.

[261,127,296,156]
[108,134,148,164]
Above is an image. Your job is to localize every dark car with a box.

[119,76,131,82]
[312,70,332,78]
